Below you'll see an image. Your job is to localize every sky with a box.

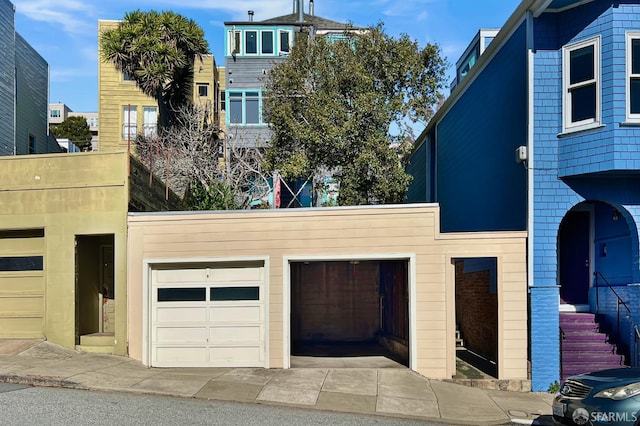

[11,0,521,113]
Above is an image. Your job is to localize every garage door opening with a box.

[290,260,409,368]
[454,258,498,379]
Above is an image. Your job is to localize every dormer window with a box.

[245,31,258,55]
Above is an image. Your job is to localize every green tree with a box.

[51,116,93,151]
[263,24,447,205]
[99,10,209,129]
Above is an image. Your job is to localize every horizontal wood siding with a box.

[128,205,528,380]
[225,57,287,89]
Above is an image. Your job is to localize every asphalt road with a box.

[0,384,458,425]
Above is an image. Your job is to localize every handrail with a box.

[594,271,638,367]
[594,271,632,314]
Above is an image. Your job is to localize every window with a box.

[28,134,36,154]
[279,30,291,54]
[227,91,263,125]
[626,32,640,122]
[563,37,600,132]
[246,91,260,124]
[123,72,135,81]
[50,109,60,118]
[229,92,243,124]
[197,83,209,97]
[245,30,257,54]
[228,30,242,56]
[0,256,43,271]
[211,286,259,301]
[122,106,137,140]
[143,107,157,138]
[158,288,206,302]
[89,117,98,128]
[261,31,274,54]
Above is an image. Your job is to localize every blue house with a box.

[407,0,640,391]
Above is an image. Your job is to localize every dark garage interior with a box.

[290,260,409,367]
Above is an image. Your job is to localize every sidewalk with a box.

[0,340,554,425]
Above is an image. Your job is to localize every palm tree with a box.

[99,10,209,129]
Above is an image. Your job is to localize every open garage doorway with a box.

[453,258,498,379]
[289,259,409,368]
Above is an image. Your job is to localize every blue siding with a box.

[406,138,427,203]
[436,22,528,232]
[537,2,640,177]
[530,2,640,391]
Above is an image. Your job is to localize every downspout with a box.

[526,10,535,290]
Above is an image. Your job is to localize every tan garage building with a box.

[127,205,528,381]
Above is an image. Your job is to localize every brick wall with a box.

[455,261,497,362]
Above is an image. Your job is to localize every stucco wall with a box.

[127,204,528,380]
[0,152,129,352]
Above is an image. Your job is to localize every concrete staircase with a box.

[560,312,626,381]
[76,333,115,354]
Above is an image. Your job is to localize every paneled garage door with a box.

[0,229,45,338]
[151,264,265,367]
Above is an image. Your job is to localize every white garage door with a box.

[151,264,265,367]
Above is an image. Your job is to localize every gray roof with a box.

[260,13,353,30]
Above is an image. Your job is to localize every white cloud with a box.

[150,0,292,21]
[13,0,95,35]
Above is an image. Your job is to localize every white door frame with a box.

[282,253,416,370]
[142,256,269,367]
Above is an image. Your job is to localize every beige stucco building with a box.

[126,205,528,381]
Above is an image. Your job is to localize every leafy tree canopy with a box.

[51,116,92,151]
[99,10,209,128]
[263,24,447,205]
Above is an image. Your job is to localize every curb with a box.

[0,374,87,390]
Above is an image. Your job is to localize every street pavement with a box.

[0,340,554,425]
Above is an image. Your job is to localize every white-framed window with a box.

[626,31,640,122]
[143,106,158,138]
[122,105,137,140]
[122,72,135,81]
[279,30,292,54]
[245,30,258,55]
[261,31,274,55]
[50,109,60,118]
[562,36,601,132]
[228,30,242,56]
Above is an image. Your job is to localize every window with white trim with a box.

[245,30,258,55]
[262,31,274,54]
[143,107,157,138]
[562,37,600,132]
[228,30,242,56]
[279,30,292,54]
[122,106,137,140]
[626,32,640,122]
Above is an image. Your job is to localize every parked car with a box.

[553,368,640,425]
